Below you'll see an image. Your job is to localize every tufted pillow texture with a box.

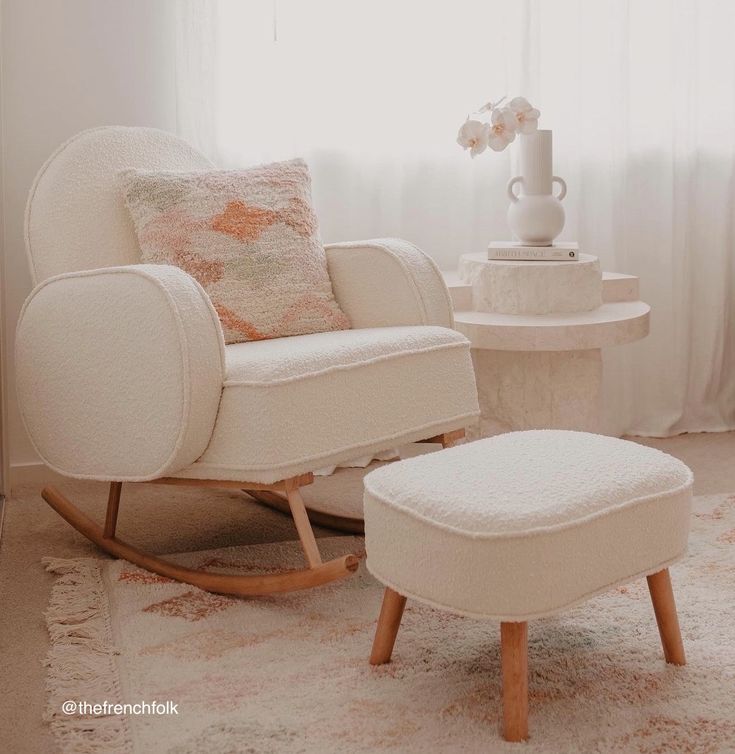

[119,159,350,344]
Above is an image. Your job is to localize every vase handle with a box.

[507,176,523,203]
[552,176,567,201]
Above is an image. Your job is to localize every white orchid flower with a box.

[457,119,490,157]
[488,107,518,151]
[508,96,540,134]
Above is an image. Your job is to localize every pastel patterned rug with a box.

[44,494,735,753]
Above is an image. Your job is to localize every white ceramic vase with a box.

[506,130,567,246]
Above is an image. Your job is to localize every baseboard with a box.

[10,462,67,492]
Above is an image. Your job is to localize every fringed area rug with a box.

[44,494,735,754]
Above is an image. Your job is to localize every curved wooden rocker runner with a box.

[41,430,463,595]
[42,473,359,596]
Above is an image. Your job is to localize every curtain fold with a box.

[176,0,735,437]
[174,0,218,161]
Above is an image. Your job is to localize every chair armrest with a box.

[325,238,454,328]
[16,264,225,481]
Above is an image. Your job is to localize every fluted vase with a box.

[506,130,567,246]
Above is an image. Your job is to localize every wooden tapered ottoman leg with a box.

[646,568,686,665]
[501,622,529,742]
[370,588,407,665]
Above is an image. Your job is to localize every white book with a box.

[488,241,579,261]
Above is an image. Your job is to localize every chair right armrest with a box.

[325,238,454,329]
[15,264,225,481]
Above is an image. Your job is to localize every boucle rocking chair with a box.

[16,126,480,595]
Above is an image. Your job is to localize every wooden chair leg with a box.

[418,428,466,449]
[501,621,529,742]
[247,432,466,536]
[646,568,686,665]
[284,480,323,568]
[103,482,122,539]
[441,429,465,449]
[370,587,407,665]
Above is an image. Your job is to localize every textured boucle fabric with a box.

[365,430,692,533]
[174,326,479,484]
[119,159,350,344]
[325,239,454,328]
[16,265,225,480]
[364,431,693,619]
[222,325,463,383]
[26,127,213,284]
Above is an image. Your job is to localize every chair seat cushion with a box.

[364,431,693,620]
[174,326,479,484]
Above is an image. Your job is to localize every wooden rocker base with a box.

[41,432,464,594]
[246,430,466,535]
[41,478,359,597]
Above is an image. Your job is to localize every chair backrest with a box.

[25,126,213,284]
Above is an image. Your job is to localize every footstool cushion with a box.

[364,430,693,620]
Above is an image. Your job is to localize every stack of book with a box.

[488,241,579,262]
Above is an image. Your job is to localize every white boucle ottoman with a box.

[364,430,693,742]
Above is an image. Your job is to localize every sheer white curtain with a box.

[176,0,735,437]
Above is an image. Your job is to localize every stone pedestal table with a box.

[445,253,650,437]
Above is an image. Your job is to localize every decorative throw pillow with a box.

[118,159,350,344]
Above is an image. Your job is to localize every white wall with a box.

[1,0,179,480]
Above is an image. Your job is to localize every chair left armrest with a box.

[325,238,454,329]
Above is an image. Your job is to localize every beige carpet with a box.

[1,432,735,752]
[43,494,735,753]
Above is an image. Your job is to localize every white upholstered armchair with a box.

[16,127,479,595]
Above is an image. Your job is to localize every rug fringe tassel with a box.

[42,557,132,753]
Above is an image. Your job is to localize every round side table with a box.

[445,253,650,437]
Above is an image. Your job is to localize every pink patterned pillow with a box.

[119,159,350,344]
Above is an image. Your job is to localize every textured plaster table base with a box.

[471,348,602,438]
[448,256,650,438]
